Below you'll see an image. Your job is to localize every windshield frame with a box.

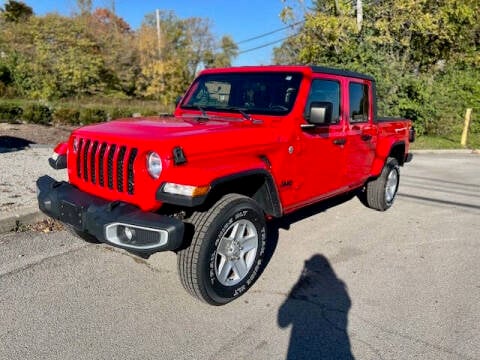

[180,71,303,116]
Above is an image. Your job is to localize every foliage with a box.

[0,14,105,99]
[204,36,239,69]
[22,103,52,125]
[0,0,33,23]
[0,98,170,126]
[275,0,480,137]
[52,107,81,126]
[85,8,139,97]
[79,107,108,124]
[411,132,480,150]
[0,5,238,105]
[135,11,238,106]
[0,101,23,123]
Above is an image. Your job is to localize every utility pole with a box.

[356,0,363,32]
[156,9,162,60]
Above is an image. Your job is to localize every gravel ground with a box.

[0,122,75,147]
[0,146,67,230]
[0,123,70,231]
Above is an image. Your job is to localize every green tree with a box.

[136,11,238,104]
[275,0,480,135]
[87,8,139,96]
[0,14,105,99]
[0,0,33,23]
[204,36,239,68]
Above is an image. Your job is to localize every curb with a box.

[411,149,479,155]
[0,206,48,234]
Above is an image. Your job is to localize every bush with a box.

[1,99,169,126]
[22,104,52,125]
[79,107,108,124]
[142,108,162,116]
[0,102,23,123]
[53,107,81,125]
[107,107,134,120]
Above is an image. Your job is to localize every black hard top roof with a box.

[311,66,375,82]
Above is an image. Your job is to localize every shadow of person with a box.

[278,254,353,359]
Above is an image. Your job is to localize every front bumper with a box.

[36,175,184,254]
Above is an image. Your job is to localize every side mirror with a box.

[175,96,183,107]
[309,101,333,125]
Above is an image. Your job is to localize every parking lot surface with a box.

[0,153,479,359]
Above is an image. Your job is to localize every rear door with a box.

[344,80,377,187]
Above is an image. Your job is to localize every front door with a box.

[289,77,348,210]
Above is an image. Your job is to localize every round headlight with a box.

[146,152,162,179]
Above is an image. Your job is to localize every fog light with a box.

[104,223,168,250]
[124,226,135,241]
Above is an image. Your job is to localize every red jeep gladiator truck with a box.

[37,66,414,305]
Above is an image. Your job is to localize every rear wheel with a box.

[364,157,400,211]
[177,194,267,305]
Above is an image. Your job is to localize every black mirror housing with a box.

[309,101,333,125]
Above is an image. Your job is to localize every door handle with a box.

[333,138,347,146]
[361,134,372,141]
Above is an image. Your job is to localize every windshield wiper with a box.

[182,104,209,121]
[223,107,251,121]
[197,106,208,119]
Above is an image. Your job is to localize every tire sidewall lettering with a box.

[205,205,266,300]
[385,164,400,206]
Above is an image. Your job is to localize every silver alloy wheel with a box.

[385,168,399,203]
[215,219,259,286]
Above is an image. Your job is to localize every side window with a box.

[305,79,340,124]
[349,82,369,123]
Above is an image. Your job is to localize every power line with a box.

[236,20,304,45]
[238,34,298,55]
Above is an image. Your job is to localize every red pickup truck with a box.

[37,66,414,305]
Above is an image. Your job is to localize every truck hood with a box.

[72,115,279,159]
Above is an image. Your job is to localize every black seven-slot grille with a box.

[75,138,138,195]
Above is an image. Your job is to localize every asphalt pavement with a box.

[0,152,479,359]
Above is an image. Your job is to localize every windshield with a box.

[181,72,302,116]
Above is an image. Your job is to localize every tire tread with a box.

[365,157,399,211]
[177,194,251,304]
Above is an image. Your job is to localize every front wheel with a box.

[364,157,400,211]
[177,194,267,305]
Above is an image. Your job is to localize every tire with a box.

[364,157,400,211]
[177,194,267,305]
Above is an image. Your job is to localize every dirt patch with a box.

[11,218,65,233]
[28,218,65,233]
[0,123,77,146]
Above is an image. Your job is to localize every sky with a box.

[6,0,299,66]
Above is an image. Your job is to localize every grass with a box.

[411,133,480,150]
[0,97,172,113]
